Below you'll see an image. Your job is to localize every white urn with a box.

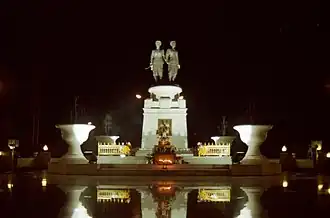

[95,135,120,145]
[233,125,273,165]
[56,124,95,164]
[211,136,220,144]
[211,136,236,145]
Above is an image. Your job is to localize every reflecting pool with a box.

[0,173,330,218]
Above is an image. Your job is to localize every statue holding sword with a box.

[148,40,165,82]
[146,40,180,83]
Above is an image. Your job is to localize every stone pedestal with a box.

[137,85,188,156]
[233,125,272,165]
[56,124,95,164]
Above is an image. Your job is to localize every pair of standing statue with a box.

[149,40,180,82]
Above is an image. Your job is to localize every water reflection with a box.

[1,174,330,217]
[237,187,264,218]
[58,185,87,217]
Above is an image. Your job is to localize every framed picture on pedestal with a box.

[158,119,172,136]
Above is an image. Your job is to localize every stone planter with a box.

[56,124,95,164]
[234,125,273,165]
[95,135,120,145]
[211,136,236,145]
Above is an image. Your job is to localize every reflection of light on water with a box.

[211,194,217,199]
[72,202,92,218]
[42,179,47,187]
[7,182,13,190]
[97,189,130,203]
[236,206,252,218]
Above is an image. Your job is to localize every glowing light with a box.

[159,159,173,164]
[328,188,330,195]
[41,178,47,187]
[326,152,330,158]
[282,180,288,188]
[318,184,323,191]
[7,182,13,189]
[87,122,92,125]
[43,145,48,151]
[281,145,287,152]
[120,154,126,158]
[0,151,3,156]
[158,186,172,191]
[135,94,142,99]
[317,144,322,151]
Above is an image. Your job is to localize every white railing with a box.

[97,142,131,156]
[198,143,231,156]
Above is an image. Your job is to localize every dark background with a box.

[0,1,328,157]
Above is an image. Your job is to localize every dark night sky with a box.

[0,1,328,155]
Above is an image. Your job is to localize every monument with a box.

[48,40,280,176]
[137,40,188,156]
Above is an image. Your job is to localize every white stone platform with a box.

[231,163,281,176]
[48,161,281,176]
[97,156,147,164]
[183,156,232,165]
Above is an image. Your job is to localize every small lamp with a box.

[281,145,287,152]
[43,145,49,152]
[326,152,330,158]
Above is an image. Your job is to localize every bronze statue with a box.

[103,113,112,135]
[149,40,165,82]
[165,41,180,82]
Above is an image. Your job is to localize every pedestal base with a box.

[60,154,89,164]
[48,162,97,175]
[240,155,268,165]
[142,85,188,152]
[183,156,232,165]
[97,156,147,164]
[135,149,153,157]
[231,163,281,176]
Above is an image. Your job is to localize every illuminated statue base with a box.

[148,136,177,165]
[138,85,188,156]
